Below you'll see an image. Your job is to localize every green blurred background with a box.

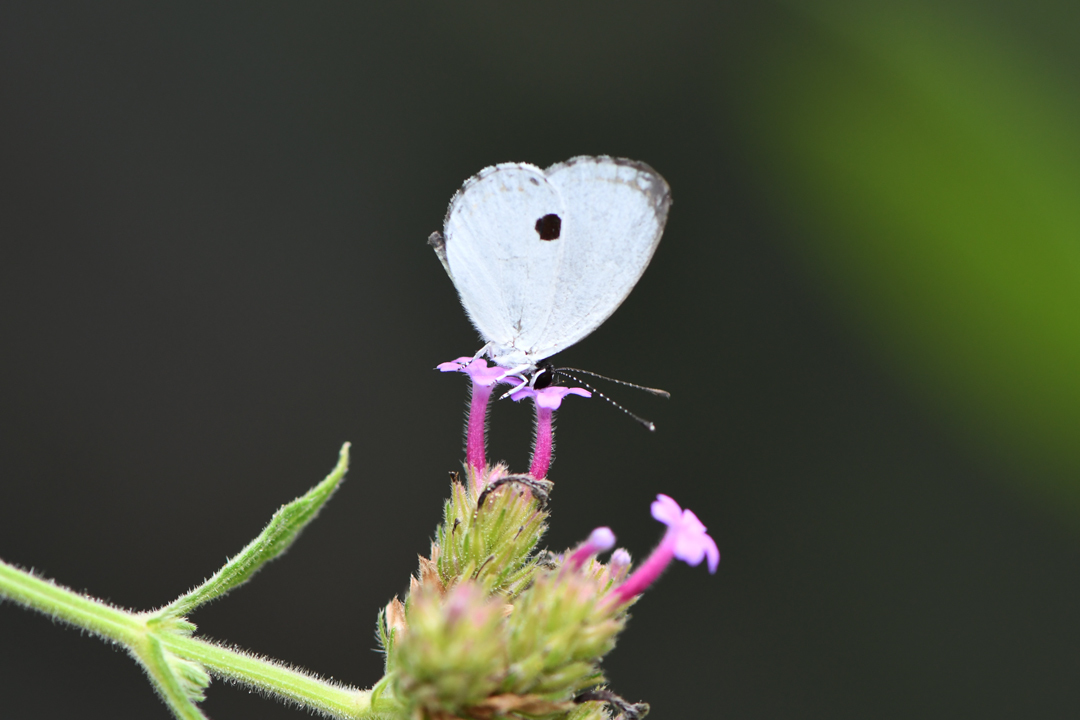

[1,1,1077,718]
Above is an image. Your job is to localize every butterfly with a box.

[429,155,671,383]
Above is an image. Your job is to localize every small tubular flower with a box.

[650,494,720,571]
[608,549,632,582]
[510,382,591,479]
[565,527,616,571]
[438,356,510,477]
[606,494,719,607]
[509,383,592,409]
[436,357,507,387]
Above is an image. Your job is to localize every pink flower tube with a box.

[437,357,507,478]
[606,494,719,607]
[510,383,591,479]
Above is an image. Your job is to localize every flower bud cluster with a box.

[563,701,613,720]
[382,468,634,719]
[500,559,627,699]
[435,467,550,596]
[388,361,721,719]
[392,581,508,713]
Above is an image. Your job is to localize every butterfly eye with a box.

[534,213,562,241]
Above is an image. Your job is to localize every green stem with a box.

[159,634,376,718]
[0,558,143,645]
[0,558,397,719]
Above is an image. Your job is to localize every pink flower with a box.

[508,383,591,409]
[606,494,719,607]
[509,382,591,478]
[608,549,632,582]
[565,527,616,571]
[437,356,507,387]
[437,356,512,478]
[650,494,720,572]
[438,357,590,481]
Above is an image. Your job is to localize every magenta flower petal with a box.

[467,361,508,387]
[511,384,591,409]
[650,494,684,526]
[436,357,474,372]
[651,494,720,574]
[537,386,590,409]
[437,356,507,387]
[672,508,720,573]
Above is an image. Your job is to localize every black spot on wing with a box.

[535,213,561,241]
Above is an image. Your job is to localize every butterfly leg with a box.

[470,342,494,362]
[494,364,535,399]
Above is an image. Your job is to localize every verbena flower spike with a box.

[0,365,717,720]
[1,155,708,719]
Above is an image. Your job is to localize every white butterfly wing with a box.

[443,163,565,353]
[442,156,671,365]
[531,157,670,358]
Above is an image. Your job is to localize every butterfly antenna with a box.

[554,366,670,399]
[554,370,658,432]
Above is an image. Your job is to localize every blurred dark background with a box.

[2,2,1078,718]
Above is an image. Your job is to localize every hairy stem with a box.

[0,558,143,645]
[159,634,377,718]
[0,559,393,719]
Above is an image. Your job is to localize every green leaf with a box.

[157,443,350,618]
